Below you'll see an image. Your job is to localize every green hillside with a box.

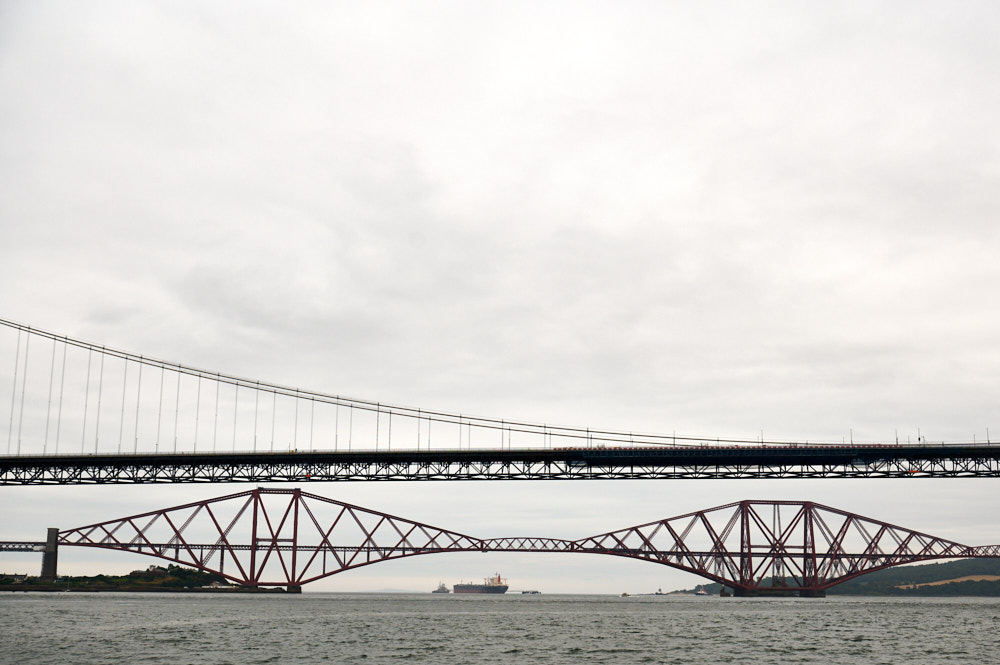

[828,558,1000,596]
[1,564,228,591]
[674,558,1000,596]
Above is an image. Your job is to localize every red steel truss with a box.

[572,500,985,596]
[57,490,997,594]
[58,488,482,589]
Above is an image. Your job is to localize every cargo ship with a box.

[453,573,508,594]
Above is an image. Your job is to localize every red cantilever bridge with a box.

[30,488,998,597]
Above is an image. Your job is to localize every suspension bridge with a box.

[4,488,999,596]
[3,318,999,484]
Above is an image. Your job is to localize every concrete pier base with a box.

[730,587,826,598]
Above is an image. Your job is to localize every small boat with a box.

[694,588,709,596]
[521,590,540,595]
[431,582,450,594]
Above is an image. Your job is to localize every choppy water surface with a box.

[1,593,997,664]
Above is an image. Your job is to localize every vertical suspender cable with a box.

[213,375,220,453]
[134,360,143,452]
[194,375,202,452]
[156,365,165,451]
[335,402,339,451]
[81,348,91,453]
[375,403,380,451]
[387,411,391,451]
[44,337,56,454]
[348,405,353,451]
[270,391,276,452]
[310,399,314,451]
[253,382,259,452]
[55,341,66,453]
[16,332,30,455]
[94,351,105,453]
[232,384,239,451]
[293,390,299,450]
[173,367,180,453]
[6,329,21,454]
[118,359,128,453]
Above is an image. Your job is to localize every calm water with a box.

[1,593,997,664]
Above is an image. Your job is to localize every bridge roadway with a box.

[2,443,999,484]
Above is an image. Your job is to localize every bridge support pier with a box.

[40,528,58,581]
[799,589,826,598]
[731,587,826,598]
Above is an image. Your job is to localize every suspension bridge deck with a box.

[2,443,998,484]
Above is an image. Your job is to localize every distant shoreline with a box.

[2,584,290,593]
[0,563,291,593]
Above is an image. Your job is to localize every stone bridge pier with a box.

[40,528,58,581]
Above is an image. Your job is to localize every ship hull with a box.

[452,584,508,594]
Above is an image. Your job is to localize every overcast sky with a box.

[1,1,999,593]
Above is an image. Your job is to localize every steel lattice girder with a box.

[55,491,999,592]
[4,445,1000,484]
[573,500,977,592]
[0,541,46,552]
[58,489,483,587]
[6,458,1000,484]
